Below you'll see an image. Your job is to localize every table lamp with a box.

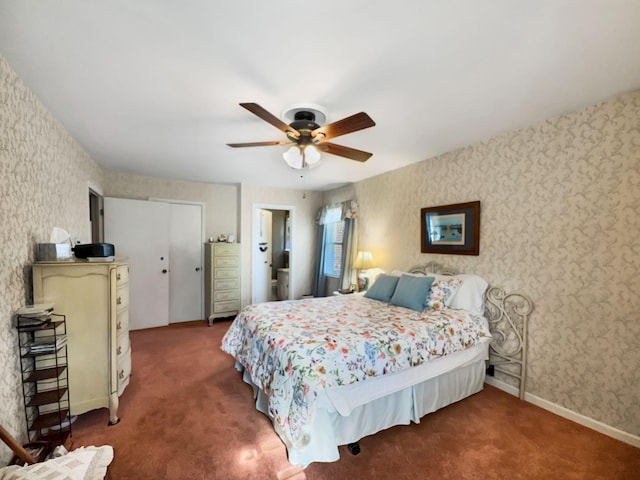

[353,251,374,291]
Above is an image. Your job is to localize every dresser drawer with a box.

[214,278,239,290]
[116,347,131,396]
[214,244,239,256]
[116,331,130,359]
[115,309,129,333]
[214,289,239,301]
[214,256,239,268]
[214,300,240,313]
[116,286,129,310]
[115,265,129,284]
[214,268,238,279]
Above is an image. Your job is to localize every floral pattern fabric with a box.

[221,295,491,447]
[427,277,463,310]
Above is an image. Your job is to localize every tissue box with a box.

[37,243,72,261]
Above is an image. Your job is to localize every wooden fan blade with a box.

[312,112,375,141]
[318,142,373,162]
[239,103,299,138]
[227,140,291,148]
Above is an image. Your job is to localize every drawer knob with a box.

[116,273,121,280]
[117,346,122,355]
[119,370,125,379]
[117,321,122,330]
[117,297,122,305]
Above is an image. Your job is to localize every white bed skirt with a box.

[238,341,489,466]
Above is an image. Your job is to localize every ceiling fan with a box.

[227,103,376,169]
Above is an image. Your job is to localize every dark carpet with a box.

[67,321,640,479]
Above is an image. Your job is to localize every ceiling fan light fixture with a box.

[304,145,321,166]
[283,145,304,169]
[283,145,322,170]
[229,102,375,165]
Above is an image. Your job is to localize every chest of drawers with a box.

[31,260,131,425]
[204,243,240,325]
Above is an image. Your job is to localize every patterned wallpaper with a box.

[0,55,104,463]
[328,91,640,438]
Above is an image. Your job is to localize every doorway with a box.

[252,205,293,304]
[104,197,204,330]
[88,188,103,243]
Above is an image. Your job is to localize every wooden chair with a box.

[0,425,51,465]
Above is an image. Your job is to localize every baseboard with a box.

[484,377,640,448]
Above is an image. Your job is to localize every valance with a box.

[316,200,358,225]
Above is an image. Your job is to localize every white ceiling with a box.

[2,1,640,191]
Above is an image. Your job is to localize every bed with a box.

[221,262,532,466]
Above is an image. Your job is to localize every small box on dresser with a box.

[31,259,131,425]
[205,243,241,325]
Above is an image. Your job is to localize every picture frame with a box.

[420,201,481,255]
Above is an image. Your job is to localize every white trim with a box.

[485,377,640,448]
[87,181,103,196]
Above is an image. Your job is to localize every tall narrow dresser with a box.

[204,243,241,325]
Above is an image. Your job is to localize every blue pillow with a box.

[364,274,399,303]
[389,275,435,312]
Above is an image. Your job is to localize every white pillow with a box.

[447,274,488,315]
[365,268,385,286]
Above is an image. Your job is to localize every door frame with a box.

[150,198,206,320]
[252,203,295,303]
[87,181,104,244]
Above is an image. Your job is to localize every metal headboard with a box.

[407,262,533,400]
[407,261,456,276]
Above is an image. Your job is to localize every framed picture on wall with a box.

[421,201,481,255]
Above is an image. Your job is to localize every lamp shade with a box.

[283,145,322,169]
[353,251,374,270]
[283,146,304,169]
[304,145,321,166]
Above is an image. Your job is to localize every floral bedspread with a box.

[221,295,491,447]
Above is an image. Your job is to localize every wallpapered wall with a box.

[325,91,640,438]
[0,56,105,463]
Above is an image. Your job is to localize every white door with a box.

[252,208,272,304]
[169,203,203,323]
[104,198,170,330]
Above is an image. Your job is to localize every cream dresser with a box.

[205,243,240,325]
[31,259,131,425]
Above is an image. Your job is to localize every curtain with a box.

[316,200,358,225]
[339,217,357,291]
[312,200,358,297]
[311,223,327,297]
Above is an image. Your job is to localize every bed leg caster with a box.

[347,442,361,455]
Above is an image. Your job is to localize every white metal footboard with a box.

[485,286,533,399]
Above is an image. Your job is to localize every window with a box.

[323,220,345,277]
